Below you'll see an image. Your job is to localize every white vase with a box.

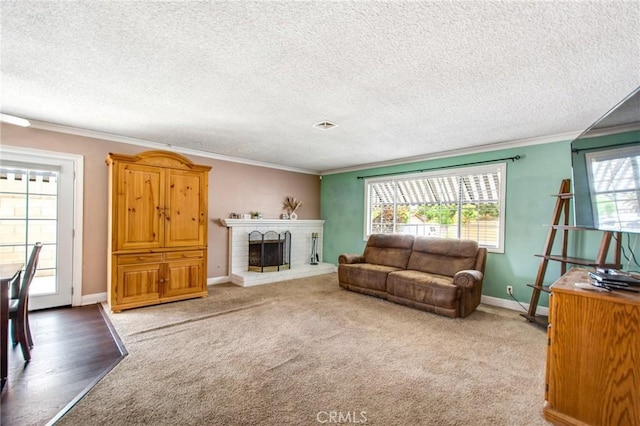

[290,212,298,220]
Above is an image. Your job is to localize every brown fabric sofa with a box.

[338,234,487,318]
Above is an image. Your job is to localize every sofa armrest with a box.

[453,270,483,288]
[338,254,365,264]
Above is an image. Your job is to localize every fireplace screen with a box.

[248,230,291,272]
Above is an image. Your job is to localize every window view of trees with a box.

[366,166,504,249]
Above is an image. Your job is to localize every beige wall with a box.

[0,123,321,297]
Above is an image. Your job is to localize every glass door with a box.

[0,164,73,309]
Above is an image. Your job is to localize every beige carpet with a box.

[58,273,550,425]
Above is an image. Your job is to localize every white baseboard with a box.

[81,292,107,306]
[208,276,231,286]
[481,295,549,317]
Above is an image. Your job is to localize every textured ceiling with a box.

[1,1,639,174]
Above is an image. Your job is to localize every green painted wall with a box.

[320,140,621,306]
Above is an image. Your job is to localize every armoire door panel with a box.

[164,170,206,247]
[116,262,162,305]
[116,163,164,250]
[163,259,204,298]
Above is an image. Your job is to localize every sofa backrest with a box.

[363,234,415,269]
[407,236,480,277]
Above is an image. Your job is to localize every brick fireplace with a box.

[220,219,335,286]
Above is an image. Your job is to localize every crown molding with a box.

[26,119,321,175]
[20,119,640,178]
[320,122,640,176]
[319,130,582,176]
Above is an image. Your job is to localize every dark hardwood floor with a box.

[1,304,126,426]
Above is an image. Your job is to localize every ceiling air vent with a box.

[313,121,337,130]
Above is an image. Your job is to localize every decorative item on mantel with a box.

[229,213,254,220]
[282,196,302,220]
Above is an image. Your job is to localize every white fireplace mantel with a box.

[221,218,324,227]
[219,218,334,286]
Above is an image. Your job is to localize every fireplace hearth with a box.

[248,230,291,272]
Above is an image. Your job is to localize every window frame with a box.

[585,145,640,233]
[363,163,506,253]
[0,145,84,308]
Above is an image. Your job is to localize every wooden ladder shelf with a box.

[521,178,622,327]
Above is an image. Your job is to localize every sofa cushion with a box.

[363,234,414,269]
[338,263,402,293]
[407,236,479,277]
[387,270,460,309]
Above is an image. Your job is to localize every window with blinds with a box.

[586,145,640,233]
[364,163,506,252]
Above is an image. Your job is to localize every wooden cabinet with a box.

[544,268,640,426]
[106,150,211,312]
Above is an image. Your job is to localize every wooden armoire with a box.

[106,150,211,312]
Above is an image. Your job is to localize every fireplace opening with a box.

[248,230,291,272]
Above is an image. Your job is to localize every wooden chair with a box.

[9,242,43,362]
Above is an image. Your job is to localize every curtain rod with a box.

[356,155,521,180]
[571,140,640,154]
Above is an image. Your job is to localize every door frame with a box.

[0,145,84,307]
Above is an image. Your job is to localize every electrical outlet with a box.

[507,285,513,296]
